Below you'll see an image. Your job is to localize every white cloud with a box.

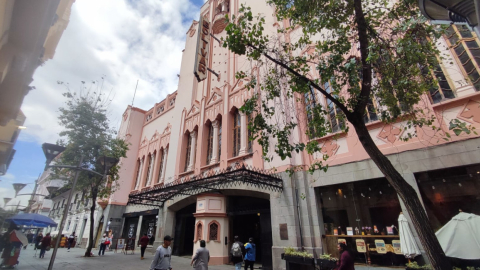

[19,0,201,144]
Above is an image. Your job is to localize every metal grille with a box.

[128,162,283,207]
[209,223,218,241]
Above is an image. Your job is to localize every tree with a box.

[54,79,128,257]
[222,0,470,268]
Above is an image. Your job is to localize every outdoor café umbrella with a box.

[6,213,57,228]
[398,212,421,259]
[435,211,480,260]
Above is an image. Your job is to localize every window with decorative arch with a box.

[207,220,220,242]
[232,110,241,157]
[195,221,204,242]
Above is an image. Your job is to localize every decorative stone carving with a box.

[321,140,339,157]
[459,100,480,123]
[378,124,402,143]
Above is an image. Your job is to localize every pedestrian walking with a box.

[150,235,173,270]
[67,232,75,251]
[244,237,256,270]
[191,240,209,270]
[98,233,108,256]
[39,233,51,259]
[35,233,43,250]
[140,233,150,260]
[230,236,244,270]
[336,243,355,270]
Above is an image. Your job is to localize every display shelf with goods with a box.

[317,178,408,267]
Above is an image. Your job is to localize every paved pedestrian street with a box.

[13,245,399,270]
[15,246,234,270]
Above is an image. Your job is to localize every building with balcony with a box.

[102,1,480,269]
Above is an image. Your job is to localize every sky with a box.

[0,0,206,209]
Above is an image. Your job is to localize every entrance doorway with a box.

[228,196,272,270]
[172,203,196,256]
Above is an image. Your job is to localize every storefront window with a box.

[317,178,405,266]
[415,165,480,232]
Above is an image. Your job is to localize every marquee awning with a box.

[127,163,283,207]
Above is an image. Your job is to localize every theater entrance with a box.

[172,202,196,256]
[228,196,272,270]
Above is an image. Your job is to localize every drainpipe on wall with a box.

[293,182,304,250]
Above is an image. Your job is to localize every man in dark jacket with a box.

[139,233,150,260]
[39,233,51,259]
[230,236,244,270]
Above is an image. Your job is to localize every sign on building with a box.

[194,16,210,82]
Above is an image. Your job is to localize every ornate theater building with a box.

[98,0,480,269]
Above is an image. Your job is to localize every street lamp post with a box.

[41,143,118,270]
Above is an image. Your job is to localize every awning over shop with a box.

[419,0,478,26]
[127,163,283,207]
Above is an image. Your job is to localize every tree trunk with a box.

[349,115,451,269]
[84,191,97,257]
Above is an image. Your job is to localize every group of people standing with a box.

[148,235,256,270]
[33,232,52,259]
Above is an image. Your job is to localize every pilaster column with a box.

[187,130,197,171]
[238,112,247,155]
[146,154,155,186]
[160,148,168,182]
[211,120,220,164]
[134,159,143,190]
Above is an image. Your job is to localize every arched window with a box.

[208,221,220,241]
[233,111,241,157]
[206,124,214,164]
[185,133,192,172]
[196,222,203,242]
[134,159,141,189]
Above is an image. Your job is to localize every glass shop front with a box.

[317,178,407,267]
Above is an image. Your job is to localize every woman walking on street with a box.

[191,240,210,270]
[98,234,108,256]
[39,233,51,259]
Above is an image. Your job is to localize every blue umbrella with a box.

[6,213,58,227]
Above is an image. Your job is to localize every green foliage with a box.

[53,79,128,200]
[284,247,313,258]
[318,254,338,261]
[222,0,448,175]
[406,262,432,269]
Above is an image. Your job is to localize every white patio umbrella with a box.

[435,211,480,260]
[398,212,421,259]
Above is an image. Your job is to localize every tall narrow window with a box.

[247,115,253,152]
[363,98,379,123]
[233,111,241,157]
[206,124,214,164]
[134,159,141,188]
[445,25,480,91]
[421,62,455,104]
[209,222,219,241]
[304,85,318,138]
[196,223,203,241]
[323,81,345,133]
[218,122,222,159]
[184,134,192,172]
[145,154,153,186]
[157,149,165,183]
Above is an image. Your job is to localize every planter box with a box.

[317,259,337,269]
[283,255,315,265]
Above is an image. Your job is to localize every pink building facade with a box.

[102,1,480,269]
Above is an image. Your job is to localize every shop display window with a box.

[317,178,406,266]
[415,165,480,232]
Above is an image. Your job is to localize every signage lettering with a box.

[194,16,210,82]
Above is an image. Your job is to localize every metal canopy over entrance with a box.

[127,163,283,207]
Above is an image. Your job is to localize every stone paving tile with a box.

[13,245,400,270]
